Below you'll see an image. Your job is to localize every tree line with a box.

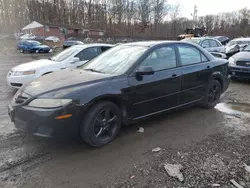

[0,0,249,39]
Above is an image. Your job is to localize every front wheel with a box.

[202,80,222,109]
[80,101,122,147]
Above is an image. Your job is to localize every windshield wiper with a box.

[83,68,105,74]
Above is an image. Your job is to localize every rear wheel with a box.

[202,80,222,109]
[80,101,122,147]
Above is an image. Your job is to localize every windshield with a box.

[243,45,250,51]
[30,41,41,46]
[82,45,148,75]
[51,46,82,62]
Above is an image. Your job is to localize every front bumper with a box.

[8,102,84,138]
[229,66,250,79]
[6,74,38,89]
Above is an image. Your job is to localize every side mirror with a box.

[71,57,80,63]
[136,66,154,76]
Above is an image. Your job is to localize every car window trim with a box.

[129,44,178,76]
[176,43,209,67]
[201,39,210,48]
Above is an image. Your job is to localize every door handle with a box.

[172,74,177,77]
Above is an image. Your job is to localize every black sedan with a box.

[229,45,250,79]
[8,41,230,147]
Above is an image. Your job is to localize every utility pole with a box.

[192,5,198,21]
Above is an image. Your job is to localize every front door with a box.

[127,45,181,119]
[176,44,212,104]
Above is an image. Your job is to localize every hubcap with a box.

[94,108,118,140]
[208,84,220,103]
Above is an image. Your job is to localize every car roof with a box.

[231,37,250,41]
[73,43,114,48]
[119,40,192,47]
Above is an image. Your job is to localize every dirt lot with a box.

[0,50,250,188]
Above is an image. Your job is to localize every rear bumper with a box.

[229,66,250,79]
[8,103,85,138]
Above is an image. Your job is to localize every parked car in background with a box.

[7,44,114,89]
[213,36,230,45]
[17,40,51,53]
[183,37,225,53]
[225,38,250,57]
[45,36,60,43]
[20,33,36,40]
[8,41,230,147]
[229,44,250,79]
[63,39,84,49]
[210,52,227,59]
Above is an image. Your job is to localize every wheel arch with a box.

[89,95,127,121]
[212,72,223,90]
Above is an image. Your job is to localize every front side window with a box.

[178,45,208,66]
[82,45,148,75]
[76,47,100,61]
[201,40,210,48]
[140,46,177,71]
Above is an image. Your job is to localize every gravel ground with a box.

[0,45,250,188]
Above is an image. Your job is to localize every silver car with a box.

[183,37,225,53]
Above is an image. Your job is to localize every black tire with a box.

[202,79,222,109]
[80,101,122,147]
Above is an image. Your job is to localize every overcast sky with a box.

[168,0,249,18]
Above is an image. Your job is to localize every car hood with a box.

[225,45,236,52]
[12,59,55,71]
[232,51,250,61]
[22,69,114,96]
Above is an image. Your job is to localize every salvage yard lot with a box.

[0,52,250,188]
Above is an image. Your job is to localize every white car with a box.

[20,33,36,40]
[7,44,114,89]
[45,36,60,43]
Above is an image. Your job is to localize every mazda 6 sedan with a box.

[8,41,230,147]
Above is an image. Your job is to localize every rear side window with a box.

[210,40,219,47]
[177,45,208,66]
[101,46,111,52]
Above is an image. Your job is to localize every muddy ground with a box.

[0,47,250,188]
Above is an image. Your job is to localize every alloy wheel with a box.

[94,108,118,141]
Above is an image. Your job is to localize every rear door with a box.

[176,44,212,104]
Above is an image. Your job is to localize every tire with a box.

[80,101,122,147]
[202,79,222,109]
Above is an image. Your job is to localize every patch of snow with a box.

[164,163,184,182]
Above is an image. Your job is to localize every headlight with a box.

[28,99,72,108]
[13,70,36,76]
[228,57,236,66]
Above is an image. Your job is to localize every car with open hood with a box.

[225,38,250,57]
[229,44,250,79]
[7,43,113,89]
[8,41,230,147]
